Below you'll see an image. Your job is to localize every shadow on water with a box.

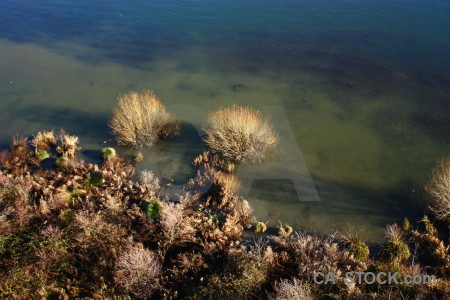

[10,104,111,140]
[81,149,103,165]
[247,174,425,239]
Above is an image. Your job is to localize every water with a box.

[0,0,449,241]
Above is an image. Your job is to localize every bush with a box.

[255,222,267,233]
[36,150,49,161]
[109,91,179,148]
[270,278,313,300]
[54,157,69,172]
[31,131,56,151]
[348,240,369,261]
[141,198,163,218]
[202,105,277,163]
[115,243,161,298]
[425,155,450,223]
[101,147,116,161]
[383,240,411,263]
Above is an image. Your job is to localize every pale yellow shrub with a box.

[109,91,179,147]
[203,105,277,163]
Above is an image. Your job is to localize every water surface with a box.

[1,0,449,241]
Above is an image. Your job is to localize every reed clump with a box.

[425,154,450,223]
[203,105,278,163]
[101,147,116,161]
[109,91,179,148]
[341,225,370,261]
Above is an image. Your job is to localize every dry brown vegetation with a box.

[109,91,179,147]
[203,105,278,163]
[425,154,450,223]
[0,133,448,299]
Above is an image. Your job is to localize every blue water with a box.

[0,0,449,240]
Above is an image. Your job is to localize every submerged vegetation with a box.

[109,91,180,148]
[0,95,448,299]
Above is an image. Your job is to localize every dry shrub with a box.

[410,216,450,277]
[270,232,366,287]
[56,134,81,158]
[109,90,179,147]
[102,156,135,179]
[270,278,313,300]
[425,155,450,223]
[139,170,160,199]
[115,242,161,298]
[193,151,235,173]
[189,161,242,211]
[31,131,56,151]
[202,105,277,163]
[161,202,185,243]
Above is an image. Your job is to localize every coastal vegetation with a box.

[425,154,450,223]
[109,91,180,148]
[0,97,448,298]
[202,105,278,163]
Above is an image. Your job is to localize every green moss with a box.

[348,240,370,261]
[36,150,50,161]
[55,157,69,172]
[278,224,294,237]
[141,198,163,218]
[101,147,116,161]
[193,253,266,299]
[383,240,411,263]
[59,209,75,224]
[402,218,410,231]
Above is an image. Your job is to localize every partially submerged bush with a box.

[425,154,450,223]
[109,90,179,148]
[202,105,278,163]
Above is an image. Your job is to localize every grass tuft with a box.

[202,105,277,163]
[109,90,179,148]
